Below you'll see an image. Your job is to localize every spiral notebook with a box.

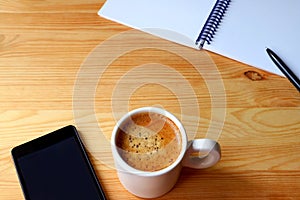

[99,0,300,78]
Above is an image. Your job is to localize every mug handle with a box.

[182,139,221,169]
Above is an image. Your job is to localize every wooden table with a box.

[1,1,300,199]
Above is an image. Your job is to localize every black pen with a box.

[266,48,300,92]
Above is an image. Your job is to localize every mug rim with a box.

[111,107,188,177]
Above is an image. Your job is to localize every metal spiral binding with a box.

[196,0,231,48]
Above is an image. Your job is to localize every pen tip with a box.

[266,48,272,54]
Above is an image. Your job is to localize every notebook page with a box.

[204,0,300,77]
[99,0,216,49]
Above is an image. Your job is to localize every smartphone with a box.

[11,125,107,200]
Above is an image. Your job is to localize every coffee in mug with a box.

[116,112,182,171]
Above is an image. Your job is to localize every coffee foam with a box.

[116,112,182,171]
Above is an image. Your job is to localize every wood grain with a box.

[1,0,300,199]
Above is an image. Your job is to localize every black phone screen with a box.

[12,125,106,200]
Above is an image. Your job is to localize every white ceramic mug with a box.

[111,107,221,198]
